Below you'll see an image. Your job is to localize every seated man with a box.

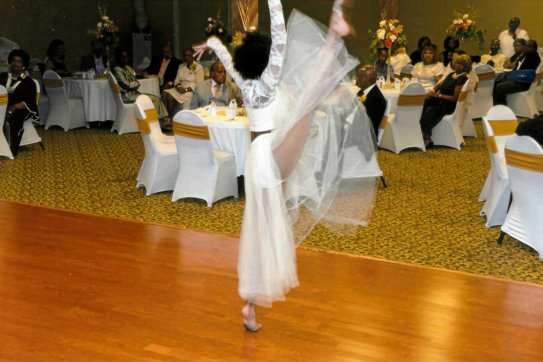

[190,61,242,109]
[516,114,543,146]
[493,39,541,106]
[356,66,386,138]
[143,42,181,91]
[80,39,107,74]
[480,39,508,69]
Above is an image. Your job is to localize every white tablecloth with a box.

[192,107,250,176]
[64,78,160,122]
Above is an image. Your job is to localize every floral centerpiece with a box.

[368,12,408,87]
[87,4,119,70]
[205,8,231,44]
[446,8,485,49]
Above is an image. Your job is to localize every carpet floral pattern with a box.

[1,122,542,284]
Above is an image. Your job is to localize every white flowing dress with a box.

[209,0,377,307]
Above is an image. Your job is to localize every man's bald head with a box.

[356,66,377,90]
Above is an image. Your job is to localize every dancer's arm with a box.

[272,0,353,180]
[199,37,245,88]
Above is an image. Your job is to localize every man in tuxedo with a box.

[356,66,386,138]
[190,62,242,109]
[143,43,181,91]
[79,40,108,74]
[493,39,541,107]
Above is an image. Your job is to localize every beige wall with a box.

[400,0,543,56]
[0,0,174,71]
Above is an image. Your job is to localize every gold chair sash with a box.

[489,120,518,136]
[173,122,210,140]
[109,82,121,94]
[458,90,468,103]
[505,149,543,172]
[477,72,496,82]
[474,82,479,93]
[0,94,7,105]
[486,136,499,154]
[36,93,40,103]
[397,94,426,107]
[44,79,64,88]
[135,109,159,135]
[379,115,389,130]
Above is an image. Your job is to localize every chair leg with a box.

[497,231,505,245]
[380,176,387,188]
[39,142,45,150]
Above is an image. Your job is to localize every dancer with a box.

[195,0,376,331]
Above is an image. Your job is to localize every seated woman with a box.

[503,38,526,70]
[420,54,471,148]
[374,48,394,81]
[162,48,204,116]
[0,49,38,157]
[439,36,460,67]
[481,39,508,69]
[388,44,411,77]
[411,45,444,91]
[44,39,71,77]
[112,48,168,124]
[409,36,431,65]
[440,50,467,79]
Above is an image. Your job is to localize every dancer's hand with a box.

[193,42,213,61]
[330,0,356,38]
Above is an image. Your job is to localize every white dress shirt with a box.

[362,83,377,97]
[499,29,529,58]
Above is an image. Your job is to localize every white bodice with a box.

[246,102,275,132]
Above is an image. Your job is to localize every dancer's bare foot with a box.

[241,303,261,332]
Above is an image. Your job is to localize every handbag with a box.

[508,69,536,83]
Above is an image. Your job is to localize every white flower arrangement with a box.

[463,14,469,19]
[102,16,109,21]
[377,29,386,40]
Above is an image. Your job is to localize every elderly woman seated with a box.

[440,50,467,79]
[162,47,204,116]
[411,45,444,91]
[0,49,38,157]
[504,38,526,70]
[481,39,508,69]
[112,48,169,127]
[419,54,471,148]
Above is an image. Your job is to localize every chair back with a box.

[450,81,471,124]
[482,106,517,179]
[395,82,426,127]
[134,95,163,140]
[399,65,414,80]
[28,58,43,79]
[502,134,543,255]
[106,72,125,107]
[43,70,68,107]
[377,99,390,144]
[0,85,13,159]
[172,111,215,168]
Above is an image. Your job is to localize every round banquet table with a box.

[64,77,160,122]
[191,107,250,176]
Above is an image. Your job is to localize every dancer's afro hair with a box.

[233,31,272,80]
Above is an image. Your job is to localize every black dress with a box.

[419,73,468,139]
[47,58,69,76]
[0,72,38,157]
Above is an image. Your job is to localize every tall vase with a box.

[384,46,393,89]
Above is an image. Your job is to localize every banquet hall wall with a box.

[0,0,174,71]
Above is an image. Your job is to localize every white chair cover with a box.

[536,80,543,111]
[501,135,543,258]
[172,111,238,207]
[479,106,518,227]
[134,95,179,195]
[432,81,470,149]
[461,71,479,138]
[43,70,87,131]
[19,79,43,148]
[0,85,13,159]
[468,65,496,120]
[379,82,426,154]
[107,72,138,135]
[507,63,543,118]
[399,64,414,80]
[377,99,390,145]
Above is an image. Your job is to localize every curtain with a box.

[231,0,259,34]
[380,0,399,19]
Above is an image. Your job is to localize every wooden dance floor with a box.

[1,200,543,362]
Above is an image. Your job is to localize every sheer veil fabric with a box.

[238,9,378,307]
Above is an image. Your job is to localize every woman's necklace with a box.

[6,73,23,93]
[452,72,466,79]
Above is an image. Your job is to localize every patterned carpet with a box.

[1,121,542,284]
